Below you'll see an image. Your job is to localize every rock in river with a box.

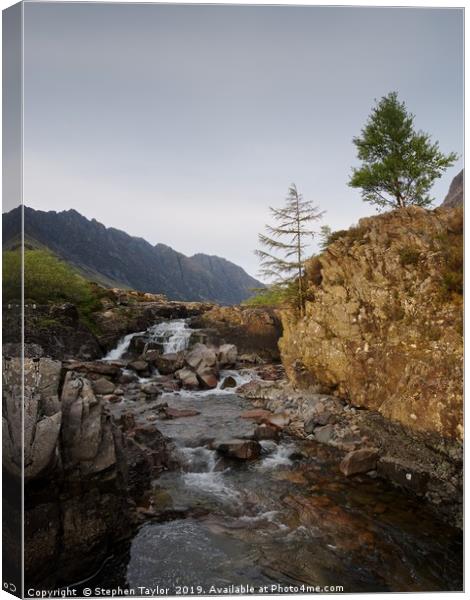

[340,448,379,477]
[215,439,261,460]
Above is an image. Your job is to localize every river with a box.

[82,319,462,594]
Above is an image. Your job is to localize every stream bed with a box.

[84,321,463,594]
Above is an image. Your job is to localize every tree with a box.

[255,184,323,315]
[349,92,457,209]
[319,225,333,251]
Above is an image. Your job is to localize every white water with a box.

[256,441,297,470]
[147,319,193,354]
[103,331,144,361]
[103,319,193,361]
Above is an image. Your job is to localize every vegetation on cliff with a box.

[279,205,463,441]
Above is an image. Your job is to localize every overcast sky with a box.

[20,3,463,279]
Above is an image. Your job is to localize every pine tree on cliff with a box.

[349,92,457,209]
[255,184,323,316]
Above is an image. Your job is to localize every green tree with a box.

[349,92,457,209]
[255,184,323,315]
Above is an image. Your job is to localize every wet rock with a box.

[175,367,200,389]
[196,366,219,389]
[154,352,185,375]
[141,381,162,396]
[92,377,116,395]
[221,375,237,389]
[240,408,273,422]
[119,371,139,384]
[254,424,280,441]
[185,343,217,370]
[215,439,261,460]
[164,407,201,419]
[128,359,149,373]
[340,448,379,477]
[217,344,238,367]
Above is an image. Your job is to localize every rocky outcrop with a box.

[191,306,282,361]
[280,206,463,442]
[3,357,171,588]
[442,169,463,208]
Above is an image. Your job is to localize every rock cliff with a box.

[441,169,463,208]
[279,206,463,442]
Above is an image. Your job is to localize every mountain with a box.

[2,206,264,304]
[442,169,463,208]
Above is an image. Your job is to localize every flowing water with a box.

[91,321,463,594]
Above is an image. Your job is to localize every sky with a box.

[15,2,464,279]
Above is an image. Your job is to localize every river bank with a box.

[7,312,462,593]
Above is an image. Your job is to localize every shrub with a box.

[398,246,421,266]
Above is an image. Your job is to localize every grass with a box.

[3,248,103,327]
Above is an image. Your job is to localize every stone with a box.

[185,343,218,370]
[175,367,200,389]
[265,412,290,428]
[240,409,273,422]
[314,424,335,444]
[220,375,237,389]
[196,366,218,389]
[340,448,379,477]
[120,412,136,431]
[128,360,149,373]
[304,411,336,433]
[154,352,185,375]
[215,439,261,460]
[254,424,279,441]
[92,378,115,395]
[119,371,138,384]
[140,382,162,396]
[217,344,238,366]
[164,407,200,419]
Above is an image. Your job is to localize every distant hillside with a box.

[2,206,263,304]
[442,169,463,208]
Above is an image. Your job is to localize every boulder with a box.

[254,424,279,441]
[155,352,185,375]
[196,366,219,389]
[340,448,379,477]
[217,344,238,366]
[92,378,115,396]
[175,367,200,390]
[140,382,162,396]
[185,343,217,370]
[221,375,237,389]
[215,439,261,460]
[128,360,149,373]
[119,371,139,384]
[314,424,335,444]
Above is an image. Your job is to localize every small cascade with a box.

[103,331,143,361]
[147,319,193,354]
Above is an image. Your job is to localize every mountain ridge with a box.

[2,206,263,304]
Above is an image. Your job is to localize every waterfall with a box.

[147,319,193,354]
[103,319,193,361]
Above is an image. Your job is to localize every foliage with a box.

[349,92,457,209]
[243,283,298,307]
[255,184,323,314]
[3,249,101,317]
[398,246,421,267]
